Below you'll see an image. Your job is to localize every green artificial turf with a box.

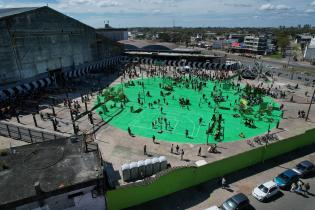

[96,77,282,144]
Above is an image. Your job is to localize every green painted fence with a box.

[106,128,315,210]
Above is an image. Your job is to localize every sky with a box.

[0,0,315,28]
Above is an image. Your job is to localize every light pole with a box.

[305,88,315,121]
[141,71,145,102]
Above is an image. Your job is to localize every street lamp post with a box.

[141,72,145,102]
[305,88,315,121]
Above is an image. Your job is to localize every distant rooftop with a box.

[119,39,177,50]
[0,7,39,19]
[97,23,127,31]
[0,136,102,209]
[297,34,314,39]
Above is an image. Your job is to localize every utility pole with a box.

[305,88,315,121]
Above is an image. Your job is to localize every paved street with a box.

[208,49,315,72]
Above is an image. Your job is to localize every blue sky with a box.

[1,0,315,28]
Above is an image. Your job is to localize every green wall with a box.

[106,128,315,210]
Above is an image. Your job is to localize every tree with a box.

[276,32,289,57]
[158,33,171,42]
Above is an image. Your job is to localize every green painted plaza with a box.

[96,77,282,144]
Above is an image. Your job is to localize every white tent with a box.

[304,38,315,62]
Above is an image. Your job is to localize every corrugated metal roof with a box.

[118,39,177,50]
[0,7,39,19]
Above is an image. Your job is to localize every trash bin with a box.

[121,163,131,182]
[159,156,167,170]
[137,160,145,179]
[144,159,153,177]
[152,157,160,174]
[129,162,138,180]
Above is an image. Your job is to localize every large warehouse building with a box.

[0,6,123,100]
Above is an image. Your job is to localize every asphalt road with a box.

[209,49,315,70]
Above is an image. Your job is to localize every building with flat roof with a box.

[244,35,267,55]
[228,34,248,43]
[97,22,128,42]
[0,136,104,210]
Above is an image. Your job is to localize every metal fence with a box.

[0,122,64,143]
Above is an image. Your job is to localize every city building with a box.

[0,136,105,210]
[228,34,247,43]
[295,34,314,51]
[244,35,267,55]
[295,34,313,45]
[212,40,224,49]
[97,22,128,42]
[0,6,123,96]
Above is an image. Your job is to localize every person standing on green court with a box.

[180,149,184,160]
[144,144,147,155]
[198,147,201,156]
[199,117,203,125]
[185,129,189,138]
[152,135,156,144]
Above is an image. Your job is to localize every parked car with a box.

[252,181,279,201]
[292,160,315,177]
[220,193,250,210]
[274,169,299,189]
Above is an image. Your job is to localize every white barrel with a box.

[121,163,131,182]
[144,159,153,177]
[137,160,145,178]
[159,156,167,170]
[152,157,160,174]
[129,162,138,180]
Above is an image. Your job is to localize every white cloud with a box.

[152,9,161,14]
[275,5,290,10]
[259,3,275,10]
[311,1,315,6]
[259,3,290,11]
[57,0,122,9]
[305,8,315,13]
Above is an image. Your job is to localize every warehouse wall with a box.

[0,6,122,85]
